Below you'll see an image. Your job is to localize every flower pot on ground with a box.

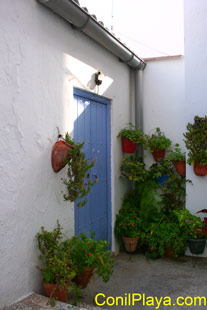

[73,266,93,289]
[193,162,207,176]
[167,144,186,176]
[117,123,145,154]
[115,208,142,253]
[146,128,171,162]
[174,209,207,255]
[43,283,68,302]
[63,231,114,287]
[51,140,74,172]
[36,221,76,303]
[122,236,139,253]
[184,115,207,176]
[188,238,206,255]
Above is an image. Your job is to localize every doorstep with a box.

[1,293,108,310]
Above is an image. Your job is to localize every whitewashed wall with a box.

[143,57,185,167]
[0,0,132,306]
[184,0,207,256]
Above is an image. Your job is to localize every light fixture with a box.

[95,71,104,85]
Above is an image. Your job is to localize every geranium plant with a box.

[63,231,114,283]
[147,127,171,150]
[115,210,142,239]
[62,133,97,207]
[167,143,185,162]
[117,123,145,144]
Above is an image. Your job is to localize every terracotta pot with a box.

[174,161,185,176]
[43,283,68,302]
[51,140,74,172]
[73,267,93,288]
[123,236,139,253]
[122,138,136,154]
[193,162,207,176]
[152,148,165,162]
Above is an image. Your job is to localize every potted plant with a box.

[115,209,142,252]
[117,123,145,154]
[36,221,76,302]
[174,209,207,255]
[167,143,186,176]
[62,133,97,207]
[146,128,171,162]
[120,156,146,182]
[63,232,114,288]
[184,116,207,176]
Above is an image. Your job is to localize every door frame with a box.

[73,88,112,246]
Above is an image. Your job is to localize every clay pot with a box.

[174,161,185,176]
[43,283,68,302]
[51,140,74,172]
[122,138,136,154]
[152,148,165,162]
[193,162,207,176]
[123,236,139,253]
[73,267,93,288]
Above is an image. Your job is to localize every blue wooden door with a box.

[73,88,111,244]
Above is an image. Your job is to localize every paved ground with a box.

[3,253,207,310]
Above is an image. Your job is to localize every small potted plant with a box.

[63,232,114,288]
[167,143,186,176]
[147,128,171,162]
[115,209,142,252]
[184,116,207,176]
[174,209,207,255]
[36,221,76,302]
[117,123,145,154]
[120,156,146,182]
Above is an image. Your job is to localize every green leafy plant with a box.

[167,143,185,162]
[36,221,76,290]
[183,115,207,165]
[120,156,146,182]
[144,220,189,259]
[117,123,145,144]
[147,127,171,150]
[174,209,206,239]
[63,232,114,283]
[62,133,97,207]
[149,160,191,215]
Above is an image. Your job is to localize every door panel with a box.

[73,89,111,244]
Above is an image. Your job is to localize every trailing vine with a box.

[62,133,97,207]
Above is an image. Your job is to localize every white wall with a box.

[0,0,132,306]
[143,57,185,167]
[184,0,207,256]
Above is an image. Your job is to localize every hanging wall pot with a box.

[122,138,136,154]
[193,162,207,176]
[51,140,74,172]
[174,161,186,176]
